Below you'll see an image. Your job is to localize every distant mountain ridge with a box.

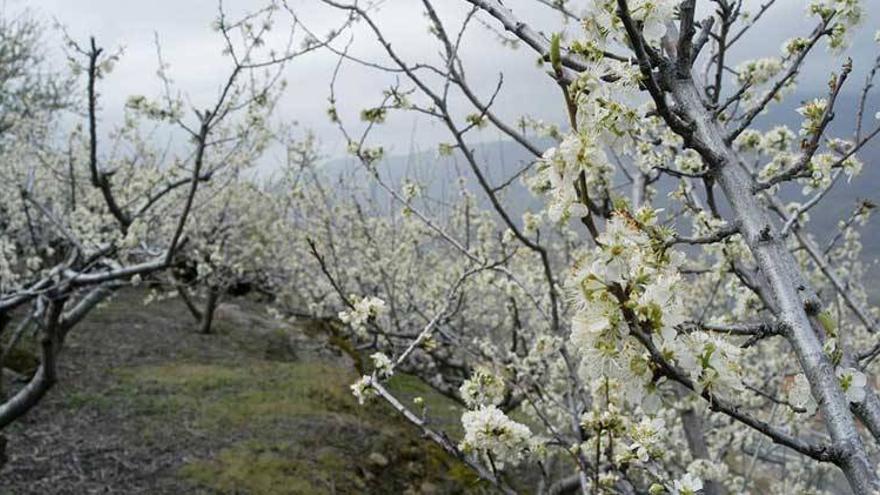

[321,93,880,279]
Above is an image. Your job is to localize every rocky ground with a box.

[1,290,488,494]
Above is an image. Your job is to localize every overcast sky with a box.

[18,0,880,163]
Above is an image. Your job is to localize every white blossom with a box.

[460,405,533,466]
[672,473,704,495]
[459,367,506,408]
[338,295,387,335]
[370,352,394,377]
[350,375,373,405]
[836,367,867,404]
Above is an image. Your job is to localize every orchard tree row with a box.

[3,1,880,494]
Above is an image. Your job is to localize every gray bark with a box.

[680,407,723,495]
[668,77,878,493]
[199,287,221,335]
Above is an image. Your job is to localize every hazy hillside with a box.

[324,93,880,280]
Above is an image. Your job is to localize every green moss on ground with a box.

[108,357,486,494]
[179,440,343,495]
[386,373,466,437]
[2,346,39,376]
[5,290,491,494]
[120,361,356,429]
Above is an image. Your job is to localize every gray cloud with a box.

[20,0,880,161]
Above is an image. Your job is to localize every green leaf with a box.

[550,33,562,73]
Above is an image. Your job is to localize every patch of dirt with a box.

[0,290,486,494]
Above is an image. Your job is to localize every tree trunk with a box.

[680,407,723,495]
[199,287,220,335]
[0,299,65,429]
[0,286,111,465]
[176,284,203,322]
[669,77,879,493]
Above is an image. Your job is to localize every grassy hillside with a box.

[1,290,489,494]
